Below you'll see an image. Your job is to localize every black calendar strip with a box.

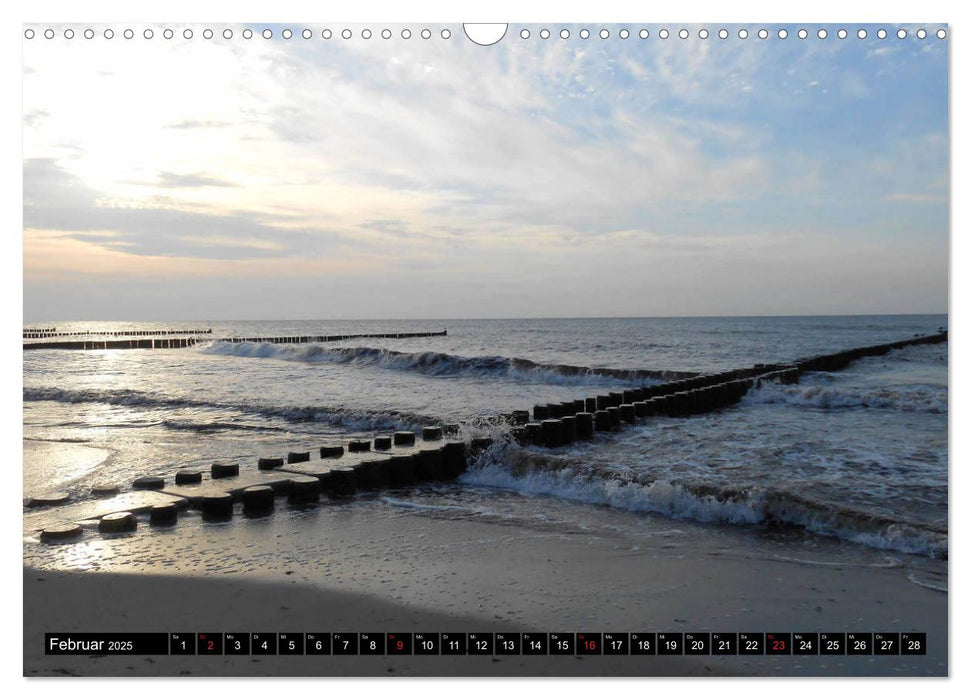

[45,632,927,656]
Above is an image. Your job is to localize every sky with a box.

[22,23,949,320]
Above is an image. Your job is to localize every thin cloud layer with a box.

[155,171,238,188]
[24,158,349,259]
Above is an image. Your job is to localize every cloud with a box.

[156,171,237,188]
[23,158,349,260]
[883,192,948,204]
[257,38,774,238]
[21,25,949,318]
[359,219,413,238]
[166,119,236,129]
[23,109,49,128]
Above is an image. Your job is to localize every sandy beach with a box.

[23,493,947,677]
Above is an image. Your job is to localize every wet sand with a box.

[22,440,110,498]
[23,499,947,677]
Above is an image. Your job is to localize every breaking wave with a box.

[463,444,947,559]
[744,382,947,413]
[23,386,435,432]
[197,341,690,385]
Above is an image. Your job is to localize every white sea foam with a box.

[744,381,947,413]
[463,445,948,559]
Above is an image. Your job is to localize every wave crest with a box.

[197,341,689,386]
[23,386,435,432]
[744,382,947,413]
[463,444,947,559]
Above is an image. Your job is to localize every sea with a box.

[22,315,948,582]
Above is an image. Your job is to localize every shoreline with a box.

[23,498,948,677]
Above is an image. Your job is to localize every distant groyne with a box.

[23,330,448,351]
[24,328,211,339]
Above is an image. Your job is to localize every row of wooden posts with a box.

[507,331,946,448]
[23,328,212,339]
[23,330,448,350]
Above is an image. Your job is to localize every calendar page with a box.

[21,19,948,679]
